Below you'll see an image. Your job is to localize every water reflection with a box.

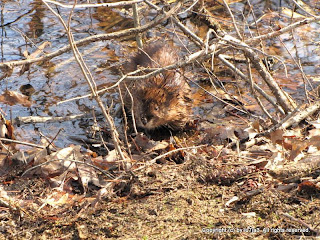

[0,0,319,148]
[28,0,45,38]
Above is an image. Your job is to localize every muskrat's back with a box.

[122,43,192,131]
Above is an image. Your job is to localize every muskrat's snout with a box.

[140,114,149,126]
[139,111,156,129]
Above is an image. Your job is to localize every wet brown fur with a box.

[122,43,192,131]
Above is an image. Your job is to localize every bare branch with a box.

[42,0,126,160]
[222,35,294,114]
[43,0,144,9]
[0,2,182,70]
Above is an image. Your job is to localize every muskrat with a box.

[121,43,193,131]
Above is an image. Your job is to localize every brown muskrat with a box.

[121,43,193,131]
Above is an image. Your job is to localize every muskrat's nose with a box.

[141,116,148,125]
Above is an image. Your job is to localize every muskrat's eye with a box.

[154,105,159,111]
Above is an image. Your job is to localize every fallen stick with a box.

[14,114,88,125]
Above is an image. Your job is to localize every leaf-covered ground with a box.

[1,148,320,239]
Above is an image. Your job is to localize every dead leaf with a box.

[308,136,320,149]
[20,84,35,96]
[167,143,176,152]
[244,121,262,139]
[39,191,70,209]
[298,181,320,195]
[29,145,115,191]
[0,65,13,80]
[0,90,32,107]
[77,223,89,239]
[0,114,8,138]
[92,155,117,170]
[38,190,81,210]
[0,113,15,151]
[134,133,169,152]
[288,138,308,161]
[269,129,284,145]
[309,128,320,138]
[40,146,79,177]
[77,159,102,190]
[92,149,131,171]
[268,155,320,183]
[281,7,306,19]
[20,41,51,75]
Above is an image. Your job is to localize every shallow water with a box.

[0,0,130,148]
[0,0,319,148]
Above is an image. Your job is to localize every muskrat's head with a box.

[132,74,190,131]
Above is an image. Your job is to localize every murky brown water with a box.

[0,0,319,148]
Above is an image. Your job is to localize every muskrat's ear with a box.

[167,71,183,87]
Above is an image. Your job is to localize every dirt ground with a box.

[1,150,319,240]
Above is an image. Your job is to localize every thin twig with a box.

[221,0,241,39]
[246,58,277,123]
[218,54,285,115]
[222,34,294,113]
[42,0,126,160]
[247,15,320,45]
[290,0,317,18]
[118,86,132,158]
[125,85,138,135]
[134,145,206,172]
[0,138,46,149]
[0,2,182,70]
[178,0,199,15]
[132,3,143,48]
[146,0,203,47]
[256,100,320,138]
[1,11,317,73]
[280,212,319,234]
[43,0,144,9]
[22,158,115,179]
[278,35,313,102]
